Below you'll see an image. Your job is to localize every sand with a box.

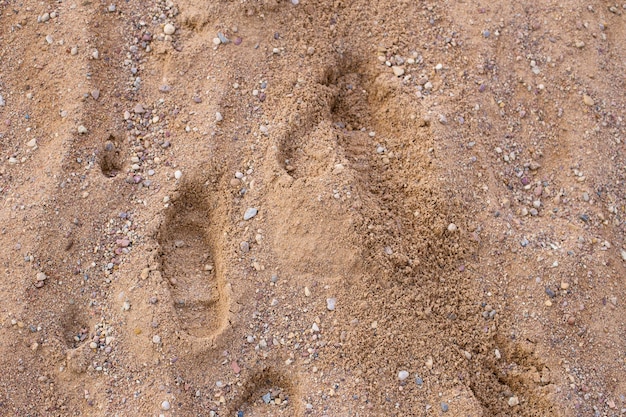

[0,0,625,415]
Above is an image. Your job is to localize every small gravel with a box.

[326,298,336,311]
[398,370,409,381]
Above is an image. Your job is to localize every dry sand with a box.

[0,0,625,415]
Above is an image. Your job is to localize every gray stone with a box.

[326,298,336,311]
[244,208,258,220]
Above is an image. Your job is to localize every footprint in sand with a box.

[157,182,230,339]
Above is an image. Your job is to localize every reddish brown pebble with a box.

[231,360,241,374]
[116,238,130,247]
[567,316,576,325]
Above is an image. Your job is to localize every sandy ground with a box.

[1,0,625,416]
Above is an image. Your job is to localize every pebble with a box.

[392,66,405,77]
[215,112,223,122]
[71,46,78,55]
[415,376,423,386]
[78,125,88,134]
[240,241,250,252]
[326,298,336,311]
[441,402,449,412]
[45,35,54,44]
[27,139,37,147]
[262,392,271,404]
[89,341,98,349]
[153,335,161,344]
[92,49,99,59]
[91,89,100,100]
[621,249,626,262]
[508,396,519,407]
[583,95,594,106]
[217,32,229,44]
[161,400,171,411]
[0,94,4,106]
[398,370,409,381]
[107,4,116,12]
[243,208,258,220]
[447,223,458,232]
[174,170,182,180]
[304,287,311,297]
[163,23,176,35]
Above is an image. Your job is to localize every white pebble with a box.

[326,298,336,311]
[392,66,405,77]
[161,400,171,410]
[174,170,182,180]
[212,37,221,45]
[398,370,409,381]
[77,125,88,134]
[92,49,99,59]
[215,112,223,122]
[447,223,458,232]
[163,23,175,35]
[152,335,161,344]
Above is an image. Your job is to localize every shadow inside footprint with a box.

[99,134,125,178]
[229,368,300,417]
[157,183,229,339]
[60,304,91,349]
